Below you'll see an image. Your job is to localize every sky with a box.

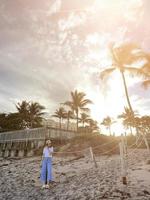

[0,0,150,134]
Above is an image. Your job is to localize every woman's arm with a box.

[40,147,45,166]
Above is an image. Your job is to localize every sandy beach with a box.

[0,149,150,200]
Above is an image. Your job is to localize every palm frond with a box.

[124,67,149,78]
[100,67,115,80]
[51,114,60,118]
[80,107,90,113]
[142,79,150,89]
[114,43,143,65]
[141,62,150,74]
[81,99,93,106]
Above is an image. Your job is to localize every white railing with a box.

[0,128,46,142]
[0,127,77,142]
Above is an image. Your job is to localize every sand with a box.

[0,149,150,200]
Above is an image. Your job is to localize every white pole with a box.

[89,147,94,160]
[142,133,150,154]
[89,147,97,168]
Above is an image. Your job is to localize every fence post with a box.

[142,133,150,154]
[89,147,97,168]
[119,134,127,185]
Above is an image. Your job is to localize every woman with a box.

[40,139,53,189]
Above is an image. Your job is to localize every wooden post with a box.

[89,147,97,168]
[142,133,150,154]
[124,133,128,184]
[135,125,139,145]
[119,134,127,185]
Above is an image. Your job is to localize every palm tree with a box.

[88,119,99,133]
[140,53,150,88]
[79,113,90,127]
[118,107,136,135]
[28,102,45,128]
[64,90,93,132]
[16,100,30,127]
[16,101,45,128]
[100,43,146,114]
[64,110,74,130]
[101,116,115,136]
[52,107,66,129]
[139,116,150,135]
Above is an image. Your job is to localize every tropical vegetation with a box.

[0,101,45,132]
[101,116,115,136]
[63,90,93,131]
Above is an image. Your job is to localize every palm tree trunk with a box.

[31,121,33,128]
[121,71,134,113]
[67,117,69,131]
[83,121,85,127]
[121,71,139,138]
[129,126,133,135]
[59,117,61,129]
[109,126,112,136]
[76,109,79,132]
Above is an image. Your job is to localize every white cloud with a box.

[0,0,149,125]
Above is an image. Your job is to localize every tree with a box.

[64,90,93,131]
[52,107,66,129]
[0,113,7,131]
[0,113,22,132]
[140,116,150,136]
[134,116,150,136]
[79,113,90,127]
[28,102,45,128]
[87,119,99,133]
[100,43,146,114]
[118,107,137,135]
[140,53,150,89]
[5,113,22,130]
[64,110,75,130]
[16,100,29,126]
[16,100,45,128]
[101,116,115,136]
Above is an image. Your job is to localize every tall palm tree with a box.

[79,113,90,127]
[52,107,66,129]
[64,90,93,132]
[101,116,115,136]
[118,107,136,135]
[28,102,45,128]
[100,43,146,114]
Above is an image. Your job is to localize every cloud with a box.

[0,0,149,119]
[129,82,150,114]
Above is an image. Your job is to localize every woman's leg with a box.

[40,158,47,184]
[47,158,53,183]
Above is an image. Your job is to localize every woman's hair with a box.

[45,139,52,145]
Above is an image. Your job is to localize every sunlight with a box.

[80,79,126,136]
[86,70,140,136]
